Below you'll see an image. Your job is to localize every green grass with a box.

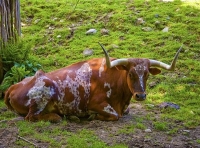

[168,127,179,135]
[15,121,127,148]
[67,129,107,148]
[118,124,135,134]
[197,139,200,144]
[153,121,168,131]
[0,0,200,147]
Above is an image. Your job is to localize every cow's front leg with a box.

[88,102,119,121]
[25,113,62,123]
[25,100,62,123]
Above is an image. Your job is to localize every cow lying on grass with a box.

[4,43,182,122]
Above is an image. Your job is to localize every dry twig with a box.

[18,136,38,147]
[0,117,24,123]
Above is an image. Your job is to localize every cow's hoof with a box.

[69,116,80,123]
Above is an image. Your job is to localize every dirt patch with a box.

[0,103,200,148]
[0,125,18,147]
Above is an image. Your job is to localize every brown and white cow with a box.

[4,43,182,122]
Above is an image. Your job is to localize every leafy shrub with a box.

[0,40,30,72]
[0,61,42,92]
[0,38,42,92]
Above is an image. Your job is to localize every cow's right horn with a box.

[149,45,183,71]
[99,43,128,68]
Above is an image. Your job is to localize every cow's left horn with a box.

[99,43,128,68]
[150,45,183,71]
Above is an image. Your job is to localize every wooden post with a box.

[0,0,21,85]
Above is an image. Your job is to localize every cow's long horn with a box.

[99,43,128,68]
[150,45,183,71]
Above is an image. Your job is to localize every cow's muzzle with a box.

[134,93,146,101]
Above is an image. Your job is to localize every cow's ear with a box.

[149,67,161,75]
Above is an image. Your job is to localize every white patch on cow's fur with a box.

[65,75,81,108]
[75,63,92,99]
[103,104,118,116]
[25,99,31,107]
[104,82,111,98]
[26,76,55,114]
[55,63,92,115]
[99,58,105,77]
[21,76,33,85]
[134,65,146,91]
[54,79,65,101]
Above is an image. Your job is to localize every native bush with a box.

[0,40,42,92]
[0,61,42,92]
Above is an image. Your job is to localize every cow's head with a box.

[99,43,182,101]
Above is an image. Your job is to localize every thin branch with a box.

[18,136,38,147]
[0,117,24,123]
[0,119,8,123]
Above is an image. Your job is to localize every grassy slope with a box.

[0,0,200,147]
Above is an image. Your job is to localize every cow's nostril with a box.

[142,94,146,99]
[135,93,146,100]
[136,94,140,99]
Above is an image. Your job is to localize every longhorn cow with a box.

[4,43,182,122]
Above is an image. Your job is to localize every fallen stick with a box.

[0,119,8,123]
[18,136,38,147]
[0,117,24,123]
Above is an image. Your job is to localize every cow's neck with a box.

[108,71,132,116]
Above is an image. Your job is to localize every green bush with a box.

[0,40,30,72]
[0,40,42,92]
[0,61,42,92]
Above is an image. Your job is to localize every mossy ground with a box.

[0,0,200,147]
